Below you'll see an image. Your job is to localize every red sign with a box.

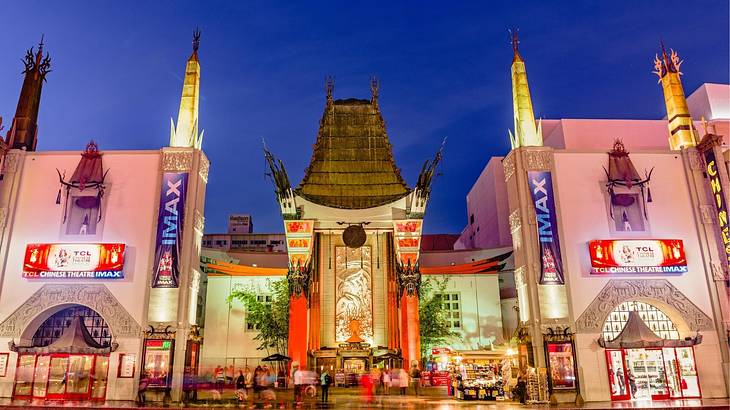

[23,243,125,279]
[589,239,687,274]
[431,347,452,355]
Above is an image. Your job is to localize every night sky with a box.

[1,2,728,234]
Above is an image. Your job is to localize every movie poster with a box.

[547,342,576,389]
[152,172,188,288]
[527,171,565,285]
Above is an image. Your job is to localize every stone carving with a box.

[711,261,727,282]
[511,228,522,250]
[575,279,713,332]
[199,155,210,183]
[162,149,193,172]
[503,153,516,182]
[514,266,526,288]
[0,284,141,338]
[0,207,7,229]
[687,151,702,171]
[397,262,421,297]
[288,261,312,298]
[699,205,714,224]
[509,209,521,232]
[524,150,552,170]
[4,152,22,174]
[194,209,205,234]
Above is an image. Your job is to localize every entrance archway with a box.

[11,304,114,401]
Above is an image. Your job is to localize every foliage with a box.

[227,278,289,354]
[418,275,460,359]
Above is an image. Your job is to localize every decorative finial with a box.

[370,76,379,104]
[192,27,201,53]
[653,41,682,80]
[325,75,334,103]
[508,28,520,55]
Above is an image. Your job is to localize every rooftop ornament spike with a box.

[370,76,379,105]
[653,41,682,80]
[602,138,654,220]
[192,27,201,53]
[325,75,334,105]
[508,27,521,60]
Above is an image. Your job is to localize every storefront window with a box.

[143,339,174,388]
[66,355,93,395]
[675,347,700,398]
[602,301,679,341]
[91,356,109,399]
[32,355,50,397]
[14,355,36,396]
[546,342,575,389]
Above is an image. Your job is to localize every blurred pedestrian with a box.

[382,369,391,395]
[399,368,409,395]
[410,364,421,396]
[320,369,331,402]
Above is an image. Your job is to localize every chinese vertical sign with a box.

[152,172,188,288]
[528,171,565,284]
[704,150,730,272]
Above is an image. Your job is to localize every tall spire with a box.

[508,29,542,149]
[170,28,203,149]
[6,36,51,151]
[653,43,695,150]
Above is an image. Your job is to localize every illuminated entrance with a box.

[599,302,702,401]
[11,305,113,400]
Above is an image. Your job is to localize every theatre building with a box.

[459,37,730,402]
[0,35,209,402]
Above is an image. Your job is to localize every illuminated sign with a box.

[589,239,687,274]
[23,243,125,279]
[704,150,730,268]
[152,172,188,288]
[528,171,565,285]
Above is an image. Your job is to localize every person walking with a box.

[244,366,253,406]
[320,369,331,403]
[409,364,421,396]
[214,365,225,394]
[292,363,303,407]
[398,368,409,395]
[382,369,391,395]
[137,373,149,404]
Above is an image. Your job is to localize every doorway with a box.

[14,353,109,400]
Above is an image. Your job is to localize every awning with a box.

[9,316,117,354]
[420,251,512,275]
[598,311,702,349]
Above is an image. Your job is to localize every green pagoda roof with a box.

[295,95,410,209]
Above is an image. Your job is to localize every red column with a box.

[288,294,308,368]
[399,293,421,368]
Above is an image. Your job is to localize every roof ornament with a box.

[508,27,521,60]
[415,137,446,202]
[263,140,293,205]
[603,138,654,220]
[192,27,201,53]
[325,75,335,105]
[22,35,51,80]
[370,76,379,106]
[56,140,109,223]
[653,41,683,81]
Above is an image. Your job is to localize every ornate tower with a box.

[170,28,203,149]
[508,30,542,148]
[6,37,51,151]
[653,44,696,150]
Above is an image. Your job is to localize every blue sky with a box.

[1,1,728,234]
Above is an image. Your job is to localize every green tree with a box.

[227,278,290,354]
[418,276,459,359]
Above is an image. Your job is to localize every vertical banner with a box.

[704,150,730,272]
[152,172,189,288]
[528,171,564,284]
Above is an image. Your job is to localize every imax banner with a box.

[528,170,564,285]
[152,172,188,288]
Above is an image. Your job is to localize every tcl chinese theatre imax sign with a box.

[22,243,126,279]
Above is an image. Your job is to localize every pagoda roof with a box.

[295,97,410,209]
[10,316,116,354]
[598,311,701,349]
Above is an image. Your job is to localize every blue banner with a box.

[528,171,564,285]
[152,172,188,288]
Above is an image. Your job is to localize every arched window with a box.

[602,300,679,341]
[31,305,111,347]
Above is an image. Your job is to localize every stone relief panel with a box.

[514,266,526,288]
[575,279,713,333]
[4,152,22,174]
[524,150,552,170]
[0,284,142,338]
[503,154,515,182]
[162,149,194,172]
[509,209,521,232]
[699,205,714,224]
[0,207,7,229]
[687,151,702,171]
[194,209,205,234]
[199,155,210,183]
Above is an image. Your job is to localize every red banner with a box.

[23,243,125,279]
[589,239,687,274]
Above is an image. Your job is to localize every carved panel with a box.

[524,150,552,170]
[194,209,205,234]
[514,266,526,288]
[0,207,7,229]
[711,261,727,282]
[699,205,714,224]
[687,151,702,171]
[509,209,521,232]
[162,150,193,172]
[503,154,516,182]
[0,284,142,338]
[199,155,210,183]
[575,279,713,333]
[4,152,22,173]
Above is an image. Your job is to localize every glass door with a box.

[675,347,701,398]
[662,348,681,398]
[605,350,629,401]
[32,355,51,398]
[91,356,109,399]
[46,355,70,399]
[66,355,94,399]
[644,349,669,400]
[13,354,36,397]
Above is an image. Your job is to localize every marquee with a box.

[23,243,126,279]
[589,239,687,274]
